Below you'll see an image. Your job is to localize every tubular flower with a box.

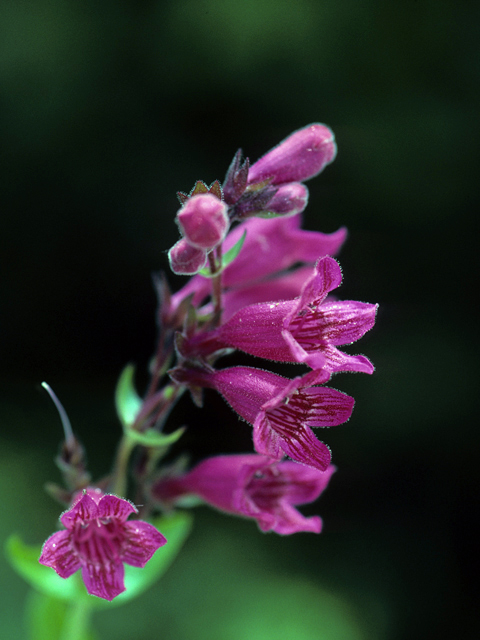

[39,488,167,601]
[170,213,347,312]
[153,455,336,535]
[214,256,377,373]
[172,366,354,471]
[247,123,337,186]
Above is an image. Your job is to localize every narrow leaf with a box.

[125,426,185,448]
[198,230,247,277]
[5,535,86,603]
[115,364,142,428]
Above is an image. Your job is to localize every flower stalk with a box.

[27,123,377,607]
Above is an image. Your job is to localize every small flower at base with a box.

[168,238,207,275]
[176,193,229,250]
[39,488,167,601]
[153,455,336,535]
[248,124,337,186]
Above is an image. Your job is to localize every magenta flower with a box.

[172,366,354,471]
[39,488,167,601]
[176,193,229,250]
[168,237,207,275]
[215,256,377,373]
[247,123,337,186]
[154,455,336,534]
[170,214,347,312]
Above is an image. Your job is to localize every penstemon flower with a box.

[171,366,354,471]
[153,455,336,535]
[11,122,377,619]
[209,256,377,373]
[39,488,166,601]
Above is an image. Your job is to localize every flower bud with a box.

[168,238,207,275]
[248,123,337,186]
[177,193,229,250]
[259,182,309,217]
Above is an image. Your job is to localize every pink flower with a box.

[39,488,167,601]
[154,455,336,535]
[176,193,229,250]
[247,123,337,186]
[171,366,354,471]
[214,256,377,373]
[170,214,346,312]
[168,238,207,275]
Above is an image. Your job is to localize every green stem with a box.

[59,598,92,640]
[208,248,223,323]
[111,434,135,496]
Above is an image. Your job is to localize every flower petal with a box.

[309,301,378,346]
[268,503,322,535]
[121,521,167,568]
[61,493,98,529]
[39,530,81,578]
[317,345,375,374]
[276,423,332,471]
[97,494,137,522]
[81,560,125,601]
[253,415,284,460]
[281,462,336,504]
[297,257,343,309]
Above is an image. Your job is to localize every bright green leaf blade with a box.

[5,535,87,603]
[115,364,142,428]
[222,230,247,267]
[96,511,193,608]
[125,425,185,448]
[26,591,68,640]
[198,230,247,277]
[26,591,98,640]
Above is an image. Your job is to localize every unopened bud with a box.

[168,238,207,275]
[177,193,229,250]
[258,182,309,217]
[248,124,337,186]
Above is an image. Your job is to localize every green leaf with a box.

[198,230,247,277]
[5,535,88,603]
[222,229,247,266]
[103,510,193,607]
[125,425,185,448]
[115,364,142,428]
[26,592,98,640]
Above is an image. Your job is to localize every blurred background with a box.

[1,1,478,638]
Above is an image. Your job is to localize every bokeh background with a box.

[1,1,478,638]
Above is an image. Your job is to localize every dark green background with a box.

[1,1,478,638]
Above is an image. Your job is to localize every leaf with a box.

[115,364,142,428]
[125,425,185,448]
[198,230,247,277]
[96,510,194,608]
[5,535,87,603]
[26,591,98,640]
[222,230,247,267]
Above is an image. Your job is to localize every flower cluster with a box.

[37,124,377,602]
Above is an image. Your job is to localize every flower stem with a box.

[111,434,135,497]
[208,247,223,323]
[59,598,92,640]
